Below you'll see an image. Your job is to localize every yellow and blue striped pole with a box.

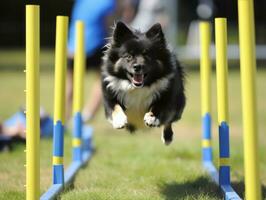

[72,21,85,162]
[238,0,262,199]
[52,16,68,184]
[199,21,212,162]
[215,18,230,186]
[26,5,40,200]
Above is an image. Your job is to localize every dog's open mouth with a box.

[128,73,147,88]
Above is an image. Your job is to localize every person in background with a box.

[197,0,214,20]
[117,0,139,24]
[0,121,25,151]
[0,107,53,139]
[130,0,168,31]
[0,108,53,151]
[66,0,116,123]
[0,121,25,139]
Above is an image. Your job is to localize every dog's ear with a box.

[113,21,134,46]
[146,23,165,43]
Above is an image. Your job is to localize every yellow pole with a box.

[26,5,40,200]
[73,21,85,114]
[54,16,68,125]
[199,22,211,116]
[238,0,262,199]
[215,18,229,124]
[52,16,68,184]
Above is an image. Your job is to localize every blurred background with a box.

[1,0,266,70]
[0,0,265,199]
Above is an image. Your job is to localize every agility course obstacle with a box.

[25,5,94,200]
[238,0,262,199]
[26,5,40,200]
[24,1,262,199]
[215,18,242,198]
[200,19,241,200]
[200,0,262,198]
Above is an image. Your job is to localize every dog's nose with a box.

[133,64,143,72]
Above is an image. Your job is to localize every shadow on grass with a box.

[232,181,266,199]
[160,177,266,200]
[159,176,222,200]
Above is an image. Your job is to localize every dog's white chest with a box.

[104,74,174,128]
[124,88,154,110]
[124,88,155,128]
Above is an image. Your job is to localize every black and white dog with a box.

[101,22,186,145]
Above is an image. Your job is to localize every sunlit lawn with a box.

[0,50,265,199]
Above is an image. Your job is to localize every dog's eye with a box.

[126,54,133,60]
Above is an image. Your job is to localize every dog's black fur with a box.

[101,21,186,145]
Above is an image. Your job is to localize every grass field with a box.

[0,62,265,199]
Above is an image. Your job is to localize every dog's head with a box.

[104,22,172,88]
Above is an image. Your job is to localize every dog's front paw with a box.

[112,112,127,129]
[111,104,128,129]
[144,112,160,127]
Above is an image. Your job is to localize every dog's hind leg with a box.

[162,124,173,145]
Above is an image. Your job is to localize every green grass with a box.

[0,62,266,199]
[0,49,54,71]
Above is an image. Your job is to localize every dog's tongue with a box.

[133,74,144,84]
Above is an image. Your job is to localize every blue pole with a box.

[52,15,68,186]
[72,112,83,162]
[52,121,64,184]
[219,121,230,186]
[202,113,213,162]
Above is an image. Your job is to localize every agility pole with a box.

[72,21,85,162]
[214,17,241,199]
[215,18,230,186]
[26,5,40,200]
[199,21,214,167]
[52,16,68,185]
[199,21,220,183]
[238,0,262,199]
[40,16,69,200]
